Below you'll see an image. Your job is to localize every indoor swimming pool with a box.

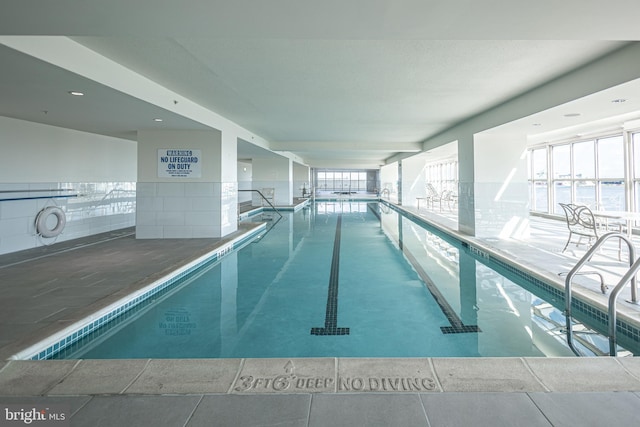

[47,200,635,359]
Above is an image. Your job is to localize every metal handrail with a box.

[238,189,283,218]
[563,232,637,356]
[608,256,640,355]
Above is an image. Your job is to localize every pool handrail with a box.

[607,255,640,355]
[563,232,637,356]
[238,189,283,218]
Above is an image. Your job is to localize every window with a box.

[597,135,624,211]
[551,144,571,214]
[530,147,548,212]
[632,132,640,211]
[313,169,376,192]
[426,160,458,193]
[528,132,630,215]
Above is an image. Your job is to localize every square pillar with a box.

[458,136,476,235]
[293,162,310,198]
[473,132,530,239]
[136,129,237,239]
[252,156,293,206]
[401,155,427,208]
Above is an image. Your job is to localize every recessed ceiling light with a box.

[611,98,627,103]
[564,113,581,117]
[153,118,163,122]
[68,91,84,96]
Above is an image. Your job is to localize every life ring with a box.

[36,206,66,238]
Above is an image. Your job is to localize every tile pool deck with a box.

[1,203,640,426]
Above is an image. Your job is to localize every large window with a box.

[426,160,458,193]
[551,144,571,214]
[529,147,548,212]
[632,132,640,212]
[315,170,370,192]
[528,133,629,215]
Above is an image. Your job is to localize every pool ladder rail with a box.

[563,232,639,356]
[238,189,283,219]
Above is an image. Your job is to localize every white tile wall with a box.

[157,182,185,197]
[0,179,244,250]
[185,211,215,226]
[185,182,215,197]
[192,197,217,211]
[135,182,237,239]
[0,182,136,255]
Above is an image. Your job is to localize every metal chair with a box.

[425,183,440,208]
[559,203,600,253]
[438,190,457,211]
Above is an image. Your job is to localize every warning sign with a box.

[158,149,202,178]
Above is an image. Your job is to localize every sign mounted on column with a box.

[158,149,202,178]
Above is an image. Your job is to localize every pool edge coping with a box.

[8,222,267,361]
[1,356,640,396]
[383,200,640,349]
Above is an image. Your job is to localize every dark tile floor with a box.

[0,223,262,360]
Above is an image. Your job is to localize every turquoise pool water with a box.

[55,201,624,359]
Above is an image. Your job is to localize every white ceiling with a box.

[1,1,640,169]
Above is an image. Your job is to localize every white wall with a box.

[292,162,310,198]
[136,129,237,238]
[1,116,136,182]
[0,117,136,254]
[380,162,399,202]
[401,155,427,207]
[237,161,253,203]
[137,130,221,182]
[474,132,530,239]
[252,156,293,206]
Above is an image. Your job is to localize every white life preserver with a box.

[35,206,66,238]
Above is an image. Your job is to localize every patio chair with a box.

[438,190,457,211]
[559,203,600,253]
[425,183,440,208]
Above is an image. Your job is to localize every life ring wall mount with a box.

[35,206,67,238]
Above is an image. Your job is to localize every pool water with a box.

[57,201,616,359]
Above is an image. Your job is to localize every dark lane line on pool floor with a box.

[368,201,478,334]
[311,214,350,336]
[401,245,481,334]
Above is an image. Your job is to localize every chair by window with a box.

[437,190,457,211]
[559,203,600,253]
[425,183,440,208]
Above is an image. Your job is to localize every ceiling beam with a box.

[269,141,422,153]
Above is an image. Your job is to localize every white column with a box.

[380,162,399,202]
[458,136,475,235]
[136,129,238,238]
[401,155,427,208]
[220,132,238,237]
[473,132,530,239]
[293,162,310,198]
[252,156,293,206]
[237,160,253,204]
